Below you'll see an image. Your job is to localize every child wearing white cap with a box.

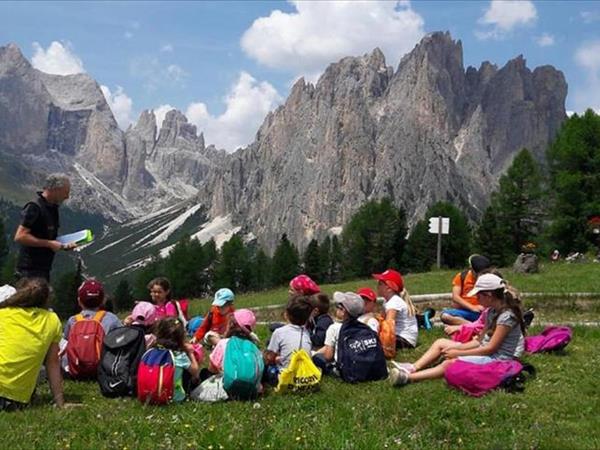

[390,274,526,386]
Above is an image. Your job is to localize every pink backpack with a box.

[445,359,534,397]
[525,326,572,353]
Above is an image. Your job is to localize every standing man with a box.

[13,173,75,281]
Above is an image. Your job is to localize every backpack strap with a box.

[460,269,469,295]
[75,313,85,322]
[172,300,188,328]
[93,310,106,323]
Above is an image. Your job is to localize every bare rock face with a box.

[122,110,156,202]
[199,32,567,253]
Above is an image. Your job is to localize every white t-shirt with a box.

[358,313,380,333]
[384,294,418,346]
[323,322,342,361]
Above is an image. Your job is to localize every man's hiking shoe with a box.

[389,368,409,387]
[523,309,535,328]
[390,361,416,374]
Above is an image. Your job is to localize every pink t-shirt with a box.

[209,338,229,372]
[155,302,178,319]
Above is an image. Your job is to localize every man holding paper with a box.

[13,174,76,282]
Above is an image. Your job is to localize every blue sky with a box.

[1,1,599,151]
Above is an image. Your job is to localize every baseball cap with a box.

[77,279,105,307]
[333,291,365,318]
[213,288,235,306]
[356,287,377,303]
[233,308,257,331]
[289,274,321,295]
[372,269,404,293]
[467,273,505,297]
[131,301,158,326]
[469,254,491,274]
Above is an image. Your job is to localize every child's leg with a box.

[409,359,453,383]
[413,338,459,370]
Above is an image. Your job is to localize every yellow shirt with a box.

[0,307,62,403]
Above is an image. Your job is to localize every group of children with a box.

[0,254,532,410]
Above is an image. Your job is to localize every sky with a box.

[1,0,599,152]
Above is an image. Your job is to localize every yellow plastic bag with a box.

[275,349,321,393]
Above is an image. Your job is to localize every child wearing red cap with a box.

[356,287,380,333]
[373,269,418,349]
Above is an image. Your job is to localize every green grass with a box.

[187,262,600,317]
[1,325,599,450]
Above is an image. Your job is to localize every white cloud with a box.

[130,56,188,91]
[572,40,600,113]
[241,0,424,79]
[100,85,134,130]
[185,72,282,152]
[580,11,600,24]
[160,44,174,53]
[31,41,85,75]
[476,0,537,40]
[535,33,555,47]
[153,104,175,131]
[124,31,134,39]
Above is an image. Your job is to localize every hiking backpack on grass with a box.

[137,348,175,405]
[525,326,572,353]
[98,325,146,397]
[66,311,106,379]
[223,336,264,400]
[445,359,535,397]
[336,319,388,383]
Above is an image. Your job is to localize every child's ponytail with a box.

[400,288,417,317]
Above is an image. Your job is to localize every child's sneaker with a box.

[389,368,409,387]
[390,361,416,374]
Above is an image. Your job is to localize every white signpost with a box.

[428,217,450,269]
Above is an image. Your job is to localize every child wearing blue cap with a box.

[191,288,235,347]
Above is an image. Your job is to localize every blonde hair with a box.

[400,288,417,317]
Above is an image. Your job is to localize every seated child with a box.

[312,291,365,375]
[373,269,418,349]
[152,317,200,402]
[62,279,121,376]
[130,301,159,347]
[356,287,380,333]
[441,254,491,325]
[192,288,235,347]
[264,295,313,383]
[289,274,321,296]
[307,293,333,350]
[390,274,525,386]
[146,277,189,322]
[0,278,67,410]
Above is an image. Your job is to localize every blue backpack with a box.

[336,319,388,383]
[223,336,264,400]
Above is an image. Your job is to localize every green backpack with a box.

[223,336,264,400]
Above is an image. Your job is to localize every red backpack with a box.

[66,311,106,379]
[137,348,175,405]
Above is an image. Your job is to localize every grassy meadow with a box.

[1,262,599,449]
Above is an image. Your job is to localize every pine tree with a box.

[113,278,134,312]
[164,236,207,298]
[0,219,8,273]
[303,239,322,282]
[319,236,332,283]
[250,248,272,291]
[329,235,343,283]
[202,239,218,292]
[213,234,252,292]
[0,253,16,285]
[132,254,163,300]
[547,109,600,252]
[473,205,513,267]
[271,234,300,286]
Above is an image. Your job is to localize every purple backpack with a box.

[445,360,534,397]
[525,326,572,353]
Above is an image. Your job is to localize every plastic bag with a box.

[377,317,397,359]
[190,375,229,402]
[275,349,321,393]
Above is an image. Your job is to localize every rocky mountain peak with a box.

[156,109,202,150]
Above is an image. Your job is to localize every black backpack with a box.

[98,325,146,397]
[336,319,388,383]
